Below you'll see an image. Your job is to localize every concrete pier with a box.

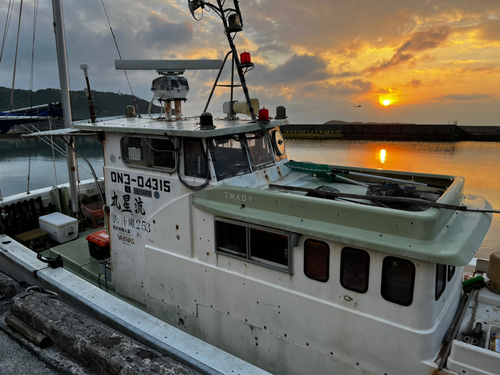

[281,122,500,141]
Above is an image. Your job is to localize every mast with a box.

[52,0,79,214]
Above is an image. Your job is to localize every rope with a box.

[10,0,23,111]
[0,0,15,65]
[100,0,141,116]
[28,0,39,108]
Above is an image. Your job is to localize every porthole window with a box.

[340,248,370,293]
[381,257,415,306]
[269,127,287,161]
[436,264,446,300]
[304,240,330,282]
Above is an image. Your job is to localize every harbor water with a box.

[0,136,498,259]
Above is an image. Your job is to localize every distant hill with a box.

[0,86,155,121]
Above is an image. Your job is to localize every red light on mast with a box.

[259,107,269,121]
[241,52,251,64]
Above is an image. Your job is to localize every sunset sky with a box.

[1,0,499,124]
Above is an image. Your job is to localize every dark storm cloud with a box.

[433,93,494,101]
[139,14,193,46]
[397,26,451,53]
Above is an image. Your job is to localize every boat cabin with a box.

[70,111,491,375]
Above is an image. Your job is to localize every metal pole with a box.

[216,0,256,122]
[52,0,79,214]
[80,64,97,123]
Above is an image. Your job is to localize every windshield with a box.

[246,132,274,168]
[210,136,251,180]
[209,131,276,180]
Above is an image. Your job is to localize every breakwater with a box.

[281,123,500,141]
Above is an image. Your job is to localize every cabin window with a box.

[447,266,455,282]
[184,138,207,178]
[245,132,274,169]
[210,136,251,180]
[341,248,370,293]
[121,136,176,171]
[304,240,330,282]
[381,257,415,306]
[215,218,294,273]
[436,264,446,300]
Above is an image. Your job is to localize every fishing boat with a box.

[1,1,500,375]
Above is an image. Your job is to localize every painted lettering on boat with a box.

[110,171,170,193]
[288,203,316,212]
[110,190,147,216]
[117,234,135,245]
[224,192,253,203]
[111,213,151,233]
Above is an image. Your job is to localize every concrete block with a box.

[10,291,200,375]
[0,273,16,300]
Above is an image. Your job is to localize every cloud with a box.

[405,79,422,88]
[256,43,292,55]
[256,54,331,84]
[331,79,373,95]
[397,26,451,53]
[139,13,193,47]
[366,52,414,74]
[433,94,495,101]
[303,79,373,96]
[476,20,500,41]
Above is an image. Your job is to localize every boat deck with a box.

[40,227,145,311]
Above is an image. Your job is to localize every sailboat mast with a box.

[52,0,79,214]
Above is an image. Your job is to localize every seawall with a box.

[280,123,500,141]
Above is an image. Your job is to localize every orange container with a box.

[86,230,110,259]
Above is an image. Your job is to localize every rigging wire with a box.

[28,0,39,109]
[100,0,141,116]
[49,119,59,189]
[0,0,15,65]
[26,122,32,194]
[60,137,105,204]
[10,0,24,111]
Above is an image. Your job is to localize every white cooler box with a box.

[39,213,78,244]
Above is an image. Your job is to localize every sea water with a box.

[0,137,498,258]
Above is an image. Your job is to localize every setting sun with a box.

[382,99,391,106]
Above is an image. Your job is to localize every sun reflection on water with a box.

[379,149,386,164]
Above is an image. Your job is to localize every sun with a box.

[382,99,391,106]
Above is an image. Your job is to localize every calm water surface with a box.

[1,137,498,258]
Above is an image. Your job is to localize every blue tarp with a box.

[0,104,63,134]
